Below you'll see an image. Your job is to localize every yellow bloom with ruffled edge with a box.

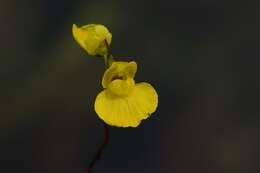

[95,61,158,127]
[72,24,112,56]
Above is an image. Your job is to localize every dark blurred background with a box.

[1,0,260,172]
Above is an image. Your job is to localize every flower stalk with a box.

[86,123,109,173]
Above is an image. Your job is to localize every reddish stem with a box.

[86,123,109,173]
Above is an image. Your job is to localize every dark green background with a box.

[1,0,259,172]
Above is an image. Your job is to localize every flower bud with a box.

[72,24,112,56]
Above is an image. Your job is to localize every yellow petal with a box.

[72,24,112,56]
[72,24,89,51]
[128,82,158,120]
[95,90,141,127]
[94,82,158,127]
[102,61,137,88]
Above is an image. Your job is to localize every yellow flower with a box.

[95,61,158,127]
[72,24,112,56]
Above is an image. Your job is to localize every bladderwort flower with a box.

[72,24,112,56]
[95,61,158,127]
[72,23,159,172]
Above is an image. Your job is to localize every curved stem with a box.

[86,123,110,173]
[104,54,115,68]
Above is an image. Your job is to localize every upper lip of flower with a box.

[102,61,137,88]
